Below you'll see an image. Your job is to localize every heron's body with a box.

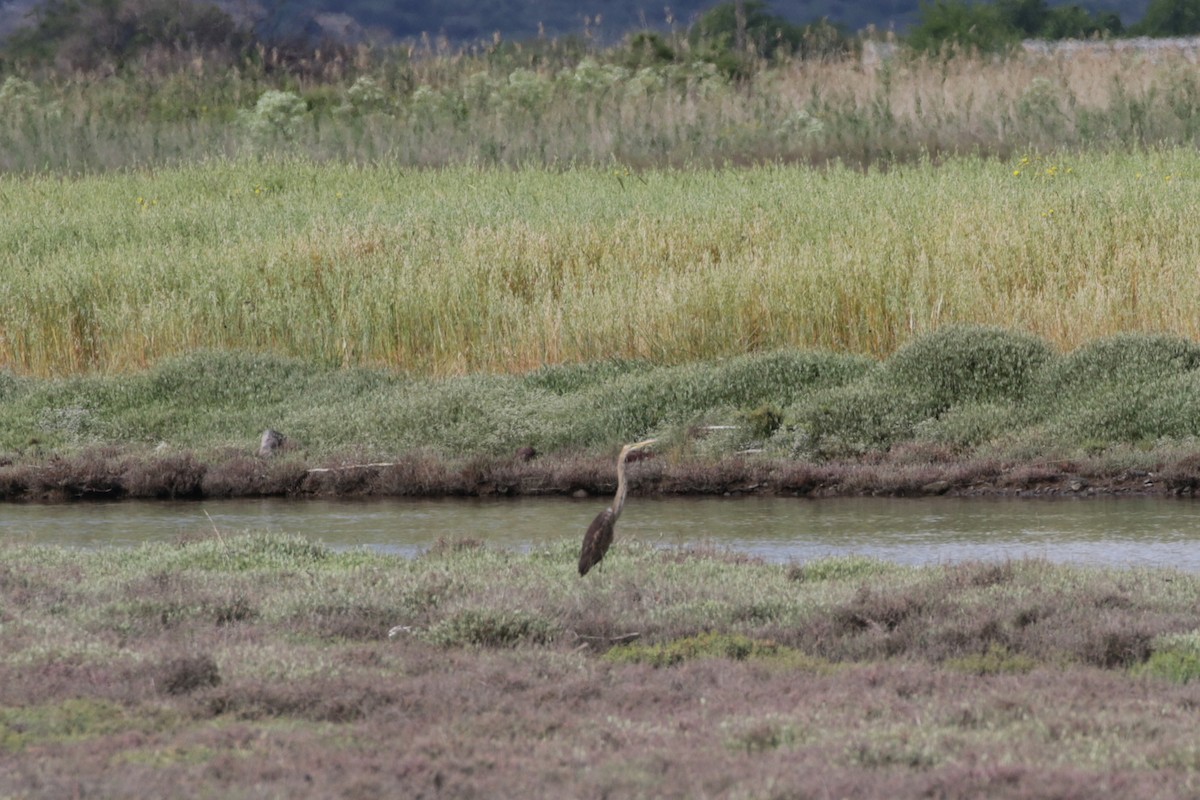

[578,439,656,576]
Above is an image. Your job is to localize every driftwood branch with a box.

[571,631,642,644]
[306,462,399,474]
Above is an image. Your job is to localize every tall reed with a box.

[2,153,1199,378]
[4,42,1200,171]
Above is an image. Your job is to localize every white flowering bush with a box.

[0,77,39,112]
[344,75,389,114]
[499,68,551,116]
[239,90,308,144]
[777,109,826,140]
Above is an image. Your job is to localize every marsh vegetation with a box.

[4,328,1200,500]
[3,533,1200,797]
[7,35,1200,172]
[3,151,1200,374]
[5,32,1200,796]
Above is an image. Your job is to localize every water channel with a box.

[2,495,1199,569]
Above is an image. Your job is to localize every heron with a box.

[578,438,657,576]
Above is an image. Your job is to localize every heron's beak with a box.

[631,438,657,450]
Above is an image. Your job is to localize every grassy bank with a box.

[5,328,1200,491]
[5,43,1200,172]
[3,154,1200,377]
[2,532,1200,797]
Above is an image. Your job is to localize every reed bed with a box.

[2,152,1199,378]
[5,41,1200,172]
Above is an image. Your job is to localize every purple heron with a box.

[578,438,657,576]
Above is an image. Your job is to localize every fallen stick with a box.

[306,462,399,473]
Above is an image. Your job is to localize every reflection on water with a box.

[2,495,1199,569]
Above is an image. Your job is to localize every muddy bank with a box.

[3,445,1200,503]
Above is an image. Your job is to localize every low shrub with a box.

[144,350,319,411]
[883,325,1053,411]
[789,377,926,455]
[944,644,1036,675]
[203,678,398,722]
[521,358,652,394]
[424,609,557,647]
[158,654,221,695]
[913,401,1026,448]
[568,364,724,443]
[1037,333,1200,400]
[721,717,803,754]
[0,370,26,402]
[604,632,785,666]
[296,603,404,641]
[786,556,892,582]
[161,531,331,572]
[1133,632,1200,683]
[709,350,874,408]
[1050,371,1200,443]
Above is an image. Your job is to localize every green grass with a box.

[3,153,1200,380]
[602,631,827,667]
[0,698,177,752]
[944,643,1038,675]
[1133,633,1200,684]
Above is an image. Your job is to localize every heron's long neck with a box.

[611,452,631,519]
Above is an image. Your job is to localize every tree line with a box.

[4,0,1200,75]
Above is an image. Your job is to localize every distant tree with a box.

[691,0,799,57]
[909,0,1120,53]
[621,31,677,67]
[4,0,250,70]
[907,0,1018,53]
[1001,0,1122,37]
[999,0,1051,33]
[1041,4,1123,37]
[689,0,848,76]
[1130,0,1200,35]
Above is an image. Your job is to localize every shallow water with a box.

[3,495,1200,569]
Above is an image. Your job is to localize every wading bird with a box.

[579,438,657,576]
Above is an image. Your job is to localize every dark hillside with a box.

[0,0,1157,45]
[254,0,1152,41]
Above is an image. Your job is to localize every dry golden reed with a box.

[1,149,1198,377]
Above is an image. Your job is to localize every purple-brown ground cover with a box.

[4,533,1200,797]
